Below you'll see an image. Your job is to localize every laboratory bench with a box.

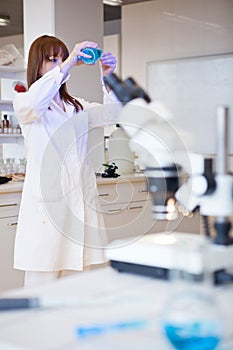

[0,266,232,350]
[0,172,145,192]
[0,174,201,292]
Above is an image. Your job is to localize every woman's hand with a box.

[100,52,117,76]
[60,41,98,73]
[70,41,99,66]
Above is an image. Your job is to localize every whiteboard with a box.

[147,54,233,154]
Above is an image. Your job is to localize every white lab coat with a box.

[13,66,121,271]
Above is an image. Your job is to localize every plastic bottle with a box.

[78,47,102,65]
[108,124,135,174]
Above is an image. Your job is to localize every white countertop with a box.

[0,266,232,350]
[0,173,147,194]
[96,172,146,185]
[0,180,24,194]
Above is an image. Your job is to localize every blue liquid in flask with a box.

[163,321,221,350]
[79,48,102,64]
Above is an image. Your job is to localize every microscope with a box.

[103,73,233,285]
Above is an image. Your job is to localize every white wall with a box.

[103,34,121,139]
[104,34,121,76]
[55,0,103,102]
[23,0,55,61]
[121,0,233,157]
[147,53,233,154]
[122,0,233,89]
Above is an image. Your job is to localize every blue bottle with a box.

[78,48,102,65]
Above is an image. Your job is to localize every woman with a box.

[13,35,121,287]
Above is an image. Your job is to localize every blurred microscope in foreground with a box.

[104,73,233,286]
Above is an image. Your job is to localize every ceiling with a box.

[0,0,23,38]
[0,0,152,38]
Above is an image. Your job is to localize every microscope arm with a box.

[104,74,233,241]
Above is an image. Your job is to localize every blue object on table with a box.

[163,321,222,350]
[0,298,40,311]
[78,48,102,65]
[76,319,149,338]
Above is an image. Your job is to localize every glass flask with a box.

[78,47,102,65]
[160,234,224,350]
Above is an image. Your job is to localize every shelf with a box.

[0,100,13,112]
[0,66,25,145]
[0,134,23,144]
[0,134,22,137]
[0,66,26,79]
[0,66,26,112]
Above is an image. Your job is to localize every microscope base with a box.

[105,232,233,285]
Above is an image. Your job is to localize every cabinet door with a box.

[98,179,150,206]
[0,192,21,218]
[101,199,201,244]
[0,216,24,291]
[102,200,157,242]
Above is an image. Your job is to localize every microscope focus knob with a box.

[192,175,216,196]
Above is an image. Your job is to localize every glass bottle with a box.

[18,158,26,174]
[5,158,13,177]
[0,159,6,176]
[10,158,18,174]
[160,234,224,350]
[16,124,21,134]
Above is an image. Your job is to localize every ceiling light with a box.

[103,0,123,6]
[0,15,10,26]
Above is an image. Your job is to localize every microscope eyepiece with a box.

[104,73,151,104]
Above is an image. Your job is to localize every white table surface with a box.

[0,266,232,350]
